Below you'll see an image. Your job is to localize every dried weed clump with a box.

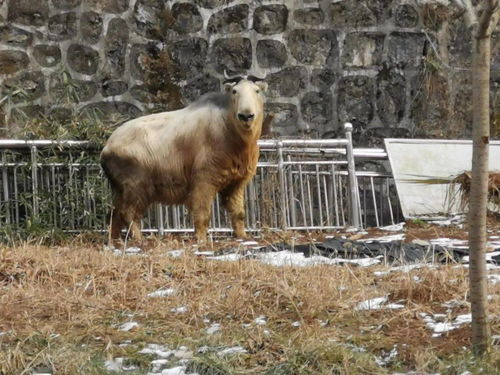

[0,237,499,374]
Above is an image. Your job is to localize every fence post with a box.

[30,145,39,217]
[156,204,164,237]
[344,123,361,229]
[2,152,10,225]
[276,140,287,230]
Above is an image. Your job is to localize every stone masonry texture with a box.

[0,0,498,145]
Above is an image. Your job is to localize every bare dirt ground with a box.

[0,217,499,375]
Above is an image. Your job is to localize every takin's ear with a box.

[256,81,268,93]
[224,82,236,93]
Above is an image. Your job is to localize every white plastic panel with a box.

[384,139,500,218]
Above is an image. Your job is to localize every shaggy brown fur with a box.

[101,80,267,243]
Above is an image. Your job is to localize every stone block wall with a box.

[0,0,498,145]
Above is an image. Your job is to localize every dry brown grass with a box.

[0,233,499,374]
[452,171,500,213]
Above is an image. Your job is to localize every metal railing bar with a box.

[258,139,349,148]
[370,177,380,228]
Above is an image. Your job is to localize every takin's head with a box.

[224,74,267,137]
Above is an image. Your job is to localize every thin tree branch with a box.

[477,0,500,38]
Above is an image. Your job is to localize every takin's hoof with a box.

[195,235,208,245]
[110,238,125,249]
[125,238,145,249]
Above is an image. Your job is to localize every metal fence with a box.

[0,126,402,236]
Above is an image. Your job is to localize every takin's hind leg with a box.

[189,183,217,243]
[110,209,125,241]
[222,183,248,239]
[110,195,125,239]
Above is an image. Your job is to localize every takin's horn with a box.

[246,74,265,82]
[222,70,243,84]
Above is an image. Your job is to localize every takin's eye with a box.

[255,89,260,94]
[232,89,237,95]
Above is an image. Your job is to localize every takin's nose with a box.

[238,113,255,122]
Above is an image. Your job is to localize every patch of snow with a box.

[139,344,174,359]
[104,357,138,372]
[207,253,242,261]
[148,288,176,298]
[340,342,367,353]
[454,314,472,325]
[345,227,359,233]
[106,245,145,256]
[291,321,301,327]
[488,274,500,284]
[217,346,247,356]
[254,316,267,325]
[119,322,140,331]
[373,271,390,277]
[168,250,184,258]
[374,264,430,277]
[356,296,404,311]
[174,347,193,360]
[429,216,464,227]
[429,238,468,247]
[347,257,383,267]
[256,250,381,267]
[151,365,196,375]
[454,264,500,270]
[375,346,398,366]
[380,222,405,232]
[462,251,500,263]
[420,313,471,334]
[386,302,406,309]
[412,239,430,246]
[124,246,142,254]
[360,234,406,243]
[441,299,466,309]
[263,329,271,335]
[356,296,386,311]
[119,340,132,347]
[193,250,214,256]
[206,323,221,335]
[171,306,188,314]
[150,358,169,373]
[241,240,259,246]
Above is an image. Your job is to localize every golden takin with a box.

[100,76,267,243]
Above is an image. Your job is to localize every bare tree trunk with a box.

[468,34,491,356]
[452,0,499,357]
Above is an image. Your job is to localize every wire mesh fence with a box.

[0,136,402,236]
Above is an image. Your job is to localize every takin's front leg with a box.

[189,183,217,243]
[113,195,144,244]
[222,183,248,239]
